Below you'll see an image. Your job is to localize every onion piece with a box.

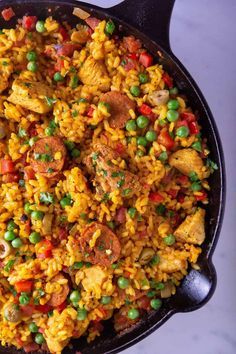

[160,281,175,298]
[73,7,90,20]
[42,214,53,235]
[0,239,11,259]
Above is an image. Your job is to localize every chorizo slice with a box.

[47,274,69,307]
[29,137,66,178]
[79,223,121,267]
[100,91,136,129]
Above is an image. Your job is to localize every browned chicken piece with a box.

[174,208,206,245]
[78,56,110,91]
[159,250,188,273]
[84,144,141,197]
[0,58,13,93]
[71,26,90,44]
[169,148,207,180]
[100,91,136,129]
[7,79,54,114]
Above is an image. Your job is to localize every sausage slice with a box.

[79,223,121,267]
[47,274,69,307]
[29,137,66,178]
[100,91,136,129]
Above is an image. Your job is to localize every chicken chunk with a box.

[0,58,13,93]
[7,79,54,113]
[169,148,206,180]
[174,208,206,245]
[46,337,69,354]
[78,56,110,91]
[81,265,107,296]
[159,250,188,273]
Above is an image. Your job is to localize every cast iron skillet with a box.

[0,0,225,353]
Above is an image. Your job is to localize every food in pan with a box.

[0,9,218,353]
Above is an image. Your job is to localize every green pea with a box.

[72,261,84,269]
[27,61,37,72]
[60,196,72,208]
[163,234,176,245]
[29,232,41,244]
[169,87,178,95]
[31,210,44,220]
[158,151,168,162]
[138,73,148,84]
[191,141,202,152]
[29,322,38,333]
[69,290,81,303]
[105,20,115,35]
[7,220,17,231]
[45,127,54,136]
[150,298,162,310]
[130,85,140,97]
[136,149,145,157]
[117,277,129,289]
[19,293,30,305]
[71,148,80,158]
[4,230,16,241]
[69,75,79,89]
[137,136,148,147]
[100,296,111,305]
[36,20,46,33]
[155,204,166,215]
[128,207,137,218]
[24,203,33,214]
[176,126,189,138]
[26,51,37,62]
[145,130,157,142]
[11,238,23,248]
[189,171,199,182]
[127,308,139,320]
[53,72,64,82]
[77,308,87,321]
[167,109,179,122]
[149,254,160,266]
[126,119,137,131]
[147,290,157,298]
[64,140,75,151]
[167,99,179,110]
[136,115,149,128]
[191,182,202,191]
[35,333,45,344]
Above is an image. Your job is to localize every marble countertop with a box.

[83,1,235,353]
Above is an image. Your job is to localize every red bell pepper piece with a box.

[24,166,36,181]
[167,189,178,198]
[149,191,164,203]
[20,304,34,316]
[85,17,101,30]
[2,172,19,183]
[87,106,94,117]
[37,240,53,259]
[54,58,64,72]
[177,175,189,184]
[15,280,33,293]
[162,72,173,88]
[128,53,138,60]
[139,103,152,116]
[176,119,188,128]
[188,121,199,135]
[58,26,69,41]
[195,190,207,201]
[35,304,52,313]
[1,7,15,21]
[137,296,151,310]
[115,142,125,155]
[180,112,196,122]
[56,300,67,313]
[22,16,37,31]
[0,159,14,174]
[139,52,153,68]
[158,129,175,150]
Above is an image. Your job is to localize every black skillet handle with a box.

[107,0,175,52]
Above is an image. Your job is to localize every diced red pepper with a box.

[24,166,36,181]
[2,172,19,183]
[123,36,142,53]
[139,103,152,116]
[1,7,15,21]
[128,53,138,60]
[139,52,153,68]
[58,26,69,41]
[177,175,189,184]
[25,220,31,235]
[57,43,81,57]
[54,58,64,72]
[35,304,52,313]
[137,296,151,310]
[115,142,125,155]
[15,280,33,293]
[20,304,34,317]
[87,106,94,117]
[158,129,175,150]
[188,121,199,135]
[180,112,196,122]
[58,227,69,240]
[176,119,188,128]
[37,240,53,259]
[0,159,15,174]
[195,190,207,201]
[28,122,37,137]
[122,56,137,71]
[177,192,185,203]
[149,191,164,203]
[162,72,173,88]
[22,16,37,31]
[23,343,39,353]
[167,189,178,198]
[85,17,101,30]
[56,300,67,313]
[115,207,127,224]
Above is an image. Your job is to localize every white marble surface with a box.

[84,1,236,353]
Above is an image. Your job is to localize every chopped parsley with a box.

[101,193,110,202]
[40,192,55,205]
[2,61,8,66]
[117,179,125,188]
[18,127,27,138]
[72,109,78,117]
[155,203,166,216]
[45,96,57,107]
[70,67,77,73]
[47,167,54,173]
[92,152,99,161]
[122,188,132,196]
[111,171,124,178]
[34,153,53,162]
[4,259,15,272]
[206,158,218,172]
